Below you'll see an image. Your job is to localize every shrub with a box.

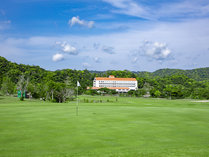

[20,97,24,101]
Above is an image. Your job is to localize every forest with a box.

[1,56,209,102]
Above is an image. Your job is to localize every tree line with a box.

[0,56,209,102]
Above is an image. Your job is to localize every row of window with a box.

[99,82,136,84]
[98,84,136,87]
[99,85,135,87]
[99,83,135,85]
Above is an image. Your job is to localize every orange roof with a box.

[95,77,136,81]
[87,87,129,90]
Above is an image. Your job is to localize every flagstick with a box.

[76,85,78,116]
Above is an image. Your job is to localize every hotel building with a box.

[88,75,138,92]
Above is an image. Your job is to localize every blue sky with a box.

[0,0,209,71]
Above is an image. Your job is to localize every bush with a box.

[20,97,24,101]
[85,89,98,96]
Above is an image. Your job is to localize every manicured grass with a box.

[0,95,209,157]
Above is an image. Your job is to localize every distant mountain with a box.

[151,68,209,81]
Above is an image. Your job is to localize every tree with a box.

[98,88,111,95]
[1,76,15,95]
[17,75,29,101]
[154,90,161,97]
[164,85,173,99]
[135,89,146,97]
[46,80,56,101]
[85,89,98,95]
[53,78,75,103]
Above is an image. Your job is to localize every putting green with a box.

[0,96,209,157]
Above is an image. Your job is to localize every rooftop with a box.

[95,75,137,81]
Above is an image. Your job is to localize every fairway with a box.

[0,96,209,157]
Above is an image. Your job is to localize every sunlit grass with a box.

[0,95,209,157]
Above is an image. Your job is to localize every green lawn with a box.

[0,96,209,157]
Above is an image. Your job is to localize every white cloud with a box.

[103,0,209,20]
[68,16,94,28]
[52,53,64,62]
[61,42,77,54]
[56,41,78,55]
[138,41,171,61]
[102,0,151,19]
[156,1,209,19]
[1,18,209,71]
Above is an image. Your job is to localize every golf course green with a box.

[0,95,209,157]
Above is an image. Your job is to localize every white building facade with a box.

[89,75,138,92]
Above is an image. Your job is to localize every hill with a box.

[1,56,209,100]
[151,68,209,81]
[1,56,209,81]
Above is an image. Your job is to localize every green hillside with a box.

[1,56,209,81]
[1,56,209,100]
[152,68,209,81]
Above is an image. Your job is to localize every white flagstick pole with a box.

[76,84,78,116]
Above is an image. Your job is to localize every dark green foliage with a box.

[1,56,209,100]
[19,96,24,101]
[191,87,209,99]
[128,89,147,97]
[140,68,209,81]
[85,89,98,95]
[97,88,117,95]
[1,76,16,95]
[98,87,111,94]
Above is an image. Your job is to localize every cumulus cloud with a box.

[138,41,171,61]
[61,42,77,55]
[102,45,115,54]
[56,41,78,55]
[68,16,94,28]
[2,17,209,71]
[52,53,64,62]
[52,41,78,62]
